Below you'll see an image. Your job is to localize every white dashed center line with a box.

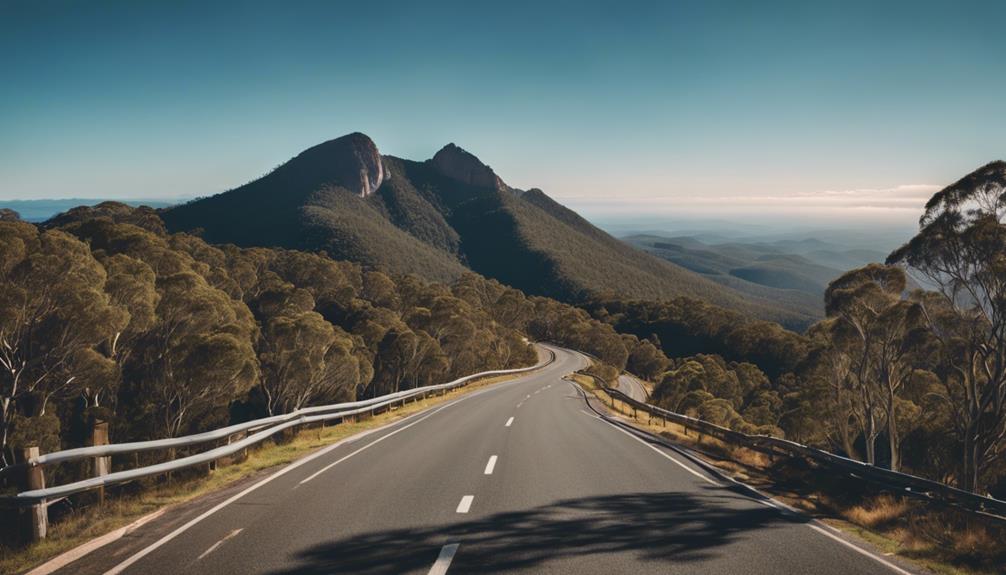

[197,528,243,561]
[427,543,460,575]
[484,455,498,475]
[505,416,514,427]
[456,495,474,513]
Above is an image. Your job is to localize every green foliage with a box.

[0,205,541,462]
[585,296,809,380]
[650,354,783,436]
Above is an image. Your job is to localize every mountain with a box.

[162,133,817,328]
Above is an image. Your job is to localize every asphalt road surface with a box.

[617,373,649,402]
[50,345,916,575]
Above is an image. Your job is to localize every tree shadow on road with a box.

[267,488,805,574]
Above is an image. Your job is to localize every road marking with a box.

[456,495,474,513]
[25,508,167,575]
[428,543,460,575]
[101,395,477,575]
[299,401,460,484]
[525,394,531,399]
[484,455,498,475]
[570,381,915,575]
[808,525,914,575]
[99,353,569,575]
[196,528,243,561]
[597,414,720,486]
[505,416,514,427]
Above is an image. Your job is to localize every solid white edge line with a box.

[99,362,550,575]
[808,525,914,575]
[484,455,498,475]
[299,403,453,484]
[456,495,474,513]
[196,528,243,561]
[504,416,514,427]
[26,508,167,575]
[599,415,721,486]
[569,379,917,575]
[427,543,460,575]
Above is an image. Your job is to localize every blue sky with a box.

[2,0,1003,225]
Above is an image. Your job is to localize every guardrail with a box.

[1,346,556,541]
[579,371,1006,521]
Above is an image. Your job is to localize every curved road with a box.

[50,346,914,575]
[617,373,649,402]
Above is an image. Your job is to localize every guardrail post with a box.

[19,446,47,543]
[90,420,111,504]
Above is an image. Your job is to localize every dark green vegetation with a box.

[0,204,523,462]
[163,133,812,328]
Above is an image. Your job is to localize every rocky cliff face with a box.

[431,143,510,193]
[291,132,384,197]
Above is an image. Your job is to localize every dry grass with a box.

[0,370,530,575]
[841,495,911,529]
[570,374,1006,575]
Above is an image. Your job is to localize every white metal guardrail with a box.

[582,371,1006,521]
[2,346,556,507]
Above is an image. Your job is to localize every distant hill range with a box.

[0,198,179,222]
[624,233,888,311]
[161,133,821,328]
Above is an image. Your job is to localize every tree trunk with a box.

[962,431,979,493]
[887,388,900,471]
[864,412,877,465]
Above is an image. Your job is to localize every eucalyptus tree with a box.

[125,270,259,438]
[0,224,126,461]
[888,161,1006,490]
[825,264,923,469]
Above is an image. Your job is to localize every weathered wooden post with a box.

[20,446,47,542]
[90,421,111,504]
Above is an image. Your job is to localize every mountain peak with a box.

[431,143,509,193]
[291,132,385,197]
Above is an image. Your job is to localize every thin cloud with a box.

[557,184,941,211]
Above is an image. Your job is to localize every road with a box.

[50,345,915,575]
[617,373,649,402]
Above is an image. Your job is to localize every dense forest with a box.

[0,203,642,469]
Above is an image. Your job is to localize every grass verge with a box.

[573,372,1006,575]
[0,371,527,575]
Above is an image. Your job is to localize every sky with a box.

[2,0,1004,228]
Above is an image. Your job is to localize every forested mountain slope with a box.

[162,133,815,328]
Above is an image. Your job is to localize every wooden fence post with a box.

[20,446,47,543]
[90,421,111,504]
